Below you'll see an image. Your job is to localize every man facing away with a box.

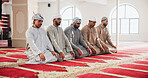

[81,18,106,55]
[46,14,75,61]
[96,17,117,53]
[64,17,92,59]
[25,13,57,64]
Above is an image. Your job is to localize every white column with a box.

[74,5,76,17]
[57,0,60,14]
[116,0,119,49]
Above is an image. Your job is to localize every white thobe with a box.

[46,25,74,61]
[25,27,57,64]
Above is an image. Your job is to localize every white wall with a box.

[38,2,58,29]
[38,0,148,41]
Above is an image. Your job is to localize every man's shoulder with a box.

[40,27,46,32]
[46,25,54,31]
[81,25,88,30]
[26,27,34,32]
[96,24,101,28]
[64,26,72,31]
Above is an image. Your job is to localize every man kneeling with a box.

[64,17,92,59]
[25,13,57,64]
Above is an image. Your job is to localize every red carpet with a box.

[72,58,106,63]
[103,54,130,57]
[118,50,146,53]
[100,68,148,78]
[7,55,28,59]
[77,73,121,78]
[88,56,120,60]
[17,49,26,51]
[117,52,140,55]
[0,52,6,54]
[51,61,88,67]
[0,50,23,53]
[134,61,148,65]
[19,64,67,72]
[0,57,18,62]
[0,67,38,78]
[119,64,148,71]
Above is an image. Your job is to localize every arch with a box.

[60,6,82,30]
[110,3,139,34]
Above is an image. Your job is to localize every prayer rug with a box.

[0,50,23,53]
[6,55,28,59]
[0,67,38,78]
[102,54,130,57]
[0,52,6,54]
[72,58,106,63]
[134,61,148,65]
[88,56,120,60]
[0,57,18,62]
[19,64,67,72]
[51,61,88,67]
[100,68,148,78]
[119,64,148,71]
[116,52,140,55]
[77,73,121,78]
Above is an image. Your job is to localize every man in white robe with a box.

[25,13,57,64]
[46,14,75,61]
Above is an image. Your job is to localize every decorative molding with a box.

[15,11,25,33]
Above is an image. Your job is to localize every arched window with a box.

[60,6,82,30]
[110,4,139,34]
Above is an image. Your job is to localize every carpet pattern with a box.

[0,41,148,78]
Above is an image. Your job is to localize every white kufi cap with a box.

[32,13,44,20]
[53,14,62,19]
[72,17,81,23]
[89,17,96,21]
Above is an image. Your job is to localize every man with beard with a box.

[46,14,75,61]
[25,13,57,64]
[81,17,106,55]
[96,17,117,53]
[64,17,92,59]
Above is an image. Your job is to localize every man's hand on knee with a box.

[39,53,46,61]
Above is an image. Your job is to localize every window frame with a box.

[110,4,139,34]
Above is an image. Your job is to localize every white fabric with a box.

[89,17,96,21]
[32,13,44,20]
[53,14,61,19]
[25,27,57,64]
[72,17,81,23]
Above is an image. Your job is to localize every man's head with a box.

[32,13,44,28]
[88,17,96,28]
[72,17,81,29]
[53,14,62,27]
[101,17,108,27]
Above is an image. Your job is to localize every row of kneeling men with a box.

[25,13,117,64]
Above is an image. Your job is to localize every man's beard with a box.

[56,21,61,26]
[74,24,79,29]
[103,23,107,27]
[35,24,42,28]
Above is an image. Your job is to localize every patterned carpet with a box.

[0,41,148,78]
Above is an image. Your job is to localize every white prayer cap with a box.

[32,13,44,20]
[72,17,81,23]
[89,17,96,21]
[101,17,108,21]
[53,14,62,19]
